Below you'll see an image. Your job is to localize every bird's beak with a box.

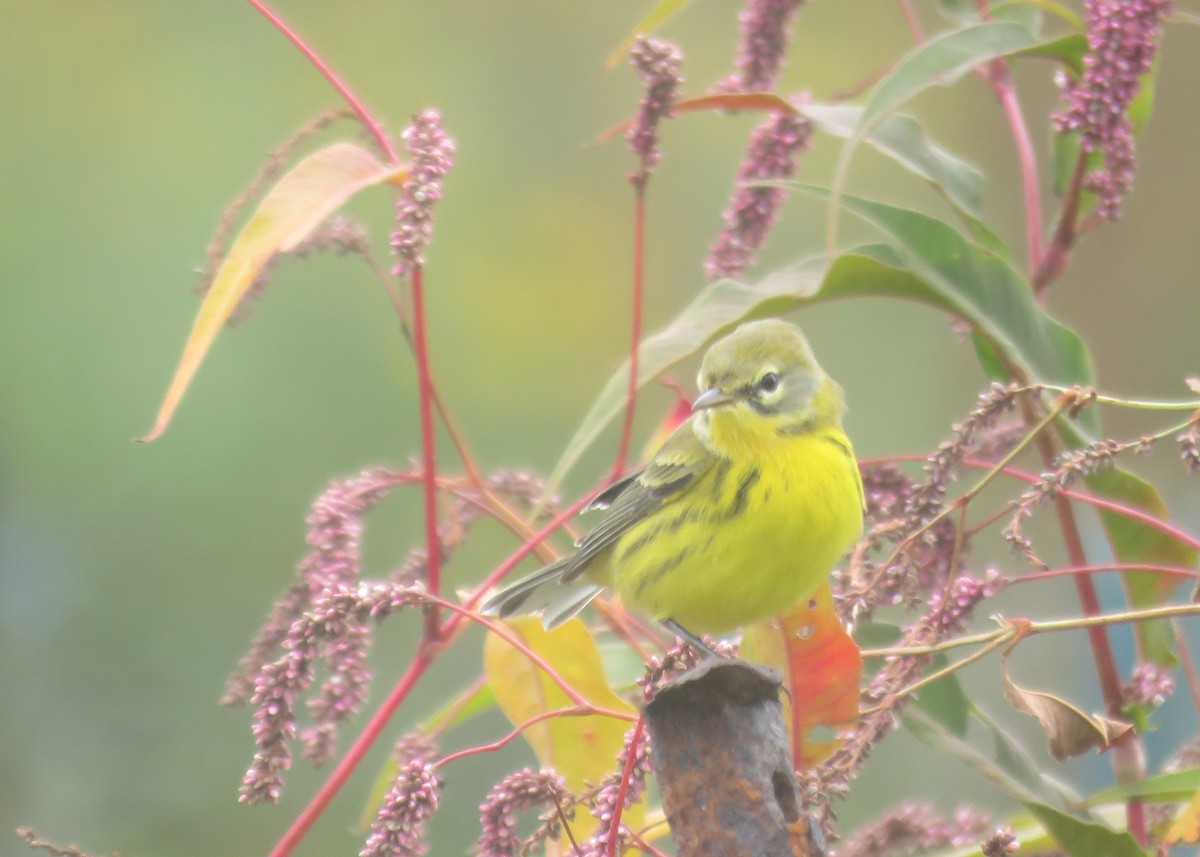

[691,387,735,412]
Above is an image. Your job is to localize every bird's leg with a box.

[661,618,722,660]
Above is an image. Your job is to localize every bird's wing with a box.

[562,419,718,581]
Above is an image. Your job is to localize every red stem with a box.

[896,0,924,41]
[605,716,646,857]
[409,266,443,642]
[612,190,646,478]
[265,653,432,857]
[244,0,399,165]
[970,0,1042,273]
[992,67,1043,272]
[1010,563,1200,585]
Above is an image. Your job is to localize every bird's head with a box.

[691,319,843,451]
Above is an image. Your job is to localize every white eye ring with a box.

[758,372,780,394]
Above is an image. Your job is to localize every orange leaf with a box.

[483,618,638,841]
[740,583,862,769]
[140,142,406,441]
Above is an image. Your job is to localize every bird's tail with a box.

[479,558,603,628]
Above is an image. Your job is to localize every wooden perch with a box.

[644,659,822,857]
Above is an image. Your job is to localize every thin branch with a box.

[606,716,647,857]
[244,0,399,164]
[435,705,637,768]
[409,266,443,642]
[611,190,647,479]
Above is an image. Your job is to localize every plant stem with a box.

[244,0,399,164]
[606,717,646,857]
[410,266,442,642]
[612,190,646,479]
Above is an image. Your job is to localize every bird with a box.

[481,318,864,649]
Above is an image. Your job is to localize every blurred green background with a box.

[2,1,1198,855]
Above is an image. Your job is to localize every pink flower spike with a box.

[361,760,441,857]
[705,105,812,282]
[626,36,684,191]
[1052,0,1171,220]
[717,0,806,94]
[391,110,456,278]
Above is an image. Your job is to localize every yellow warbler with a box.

[482,318,864,642]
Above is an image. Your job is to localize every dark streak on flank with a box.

[822,433,864,512]
[633,547,695,596]
[722,466,761,520]
[708,458,733,505]
[617,522,663,563]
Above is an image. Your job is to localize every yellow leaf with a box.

[483,618,639,841]
[141,142,406,441]
[1165,789,1200,845]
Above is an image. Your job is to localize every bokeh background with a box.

[2,1,1198,855]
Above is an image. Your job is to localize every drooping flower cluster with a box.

[240,582,427,804]
[627,36,684,192]
[1053,0,1172,220]
[905,383,1025,526]
[362,760,442,857]
[1004,439,1124,569]
[704,107,812,282]
[717,0,807,93]
[476,768,569,857]
[392,109,455,278]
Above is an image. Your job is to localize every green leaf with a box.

[1082,767,1200,807]
[142,142,406,442]
[995,0,1084,29]
[1011,32,1087,73]
[826,190,1194,660]
[915,653,971,738]
[1024,802,1148,857]
[903,706,1063,806]
[820,189,1098,415]
[828,21,1038,249]
[802,103,985,219]
[604,0,694,70]
[1082,465,1193,664]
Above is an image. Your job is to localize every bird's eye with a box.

[758,372,780,394]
